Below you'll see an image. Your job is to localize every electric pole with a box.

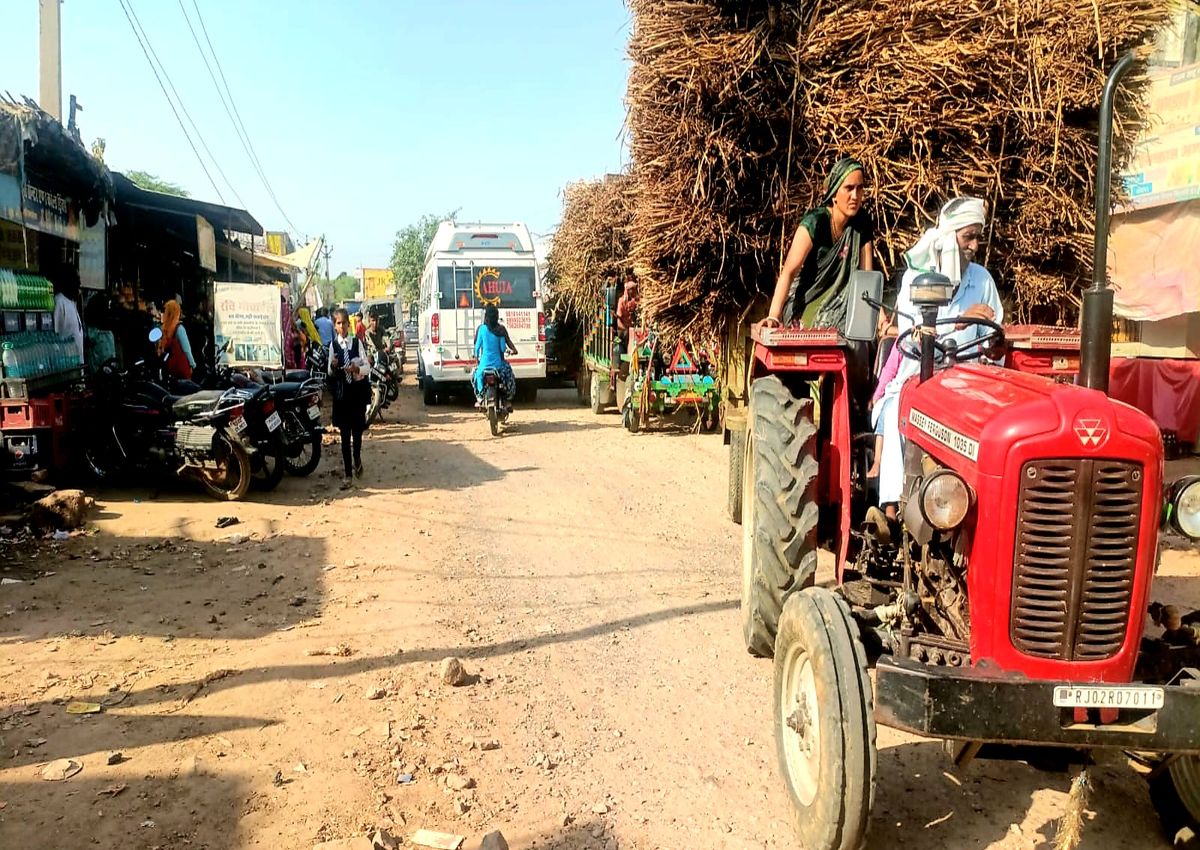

[39,0,62,121]
[321,240,333,307]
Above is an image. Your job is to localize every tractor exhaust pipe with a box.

[1079,50,1136,394]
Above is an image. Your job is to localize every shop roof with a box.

[0,97,113,208]
[113,171,263,236]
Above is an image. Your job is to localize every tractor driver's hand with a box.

[956,304,995,330]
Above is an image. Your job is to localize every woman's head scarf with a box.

[904,197,987,285]
[821,157,865,206]
[158,300,181,354]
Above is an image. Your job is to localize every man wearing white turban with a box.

[872,196,1004,514]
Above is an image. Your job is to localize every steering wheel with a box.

[895,314,1005,364]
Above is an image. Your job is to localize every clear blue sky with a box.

[1,1,631,273]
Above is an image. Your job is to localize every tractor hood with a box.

[898,364,1162,478]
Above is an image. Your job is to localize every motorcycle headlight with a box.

[919,470,972,530]
[1169,476,1200,539]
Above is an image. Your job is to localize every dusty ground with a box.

[0,381,1197,850]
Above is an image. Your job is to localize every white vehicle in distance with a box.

[416,222,546,405]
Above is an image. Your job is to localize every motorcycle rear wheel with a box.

[284,430,322,477]
[488,405,500,436]
[251,432,286,491]
[199,431,252,501]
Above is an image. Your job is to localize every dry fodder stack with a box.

[626,0,1173,339]
[546,173,634,319]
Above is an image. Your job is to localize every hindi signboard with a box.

[1122,62,1200,210]
[213,282,282,367]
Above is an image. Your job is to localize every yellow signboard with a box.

[362,267,395,299]
[1123,62,1200,210]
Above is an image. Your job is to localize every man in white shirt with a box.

[53,268,84,364]
[873,197,1004,513]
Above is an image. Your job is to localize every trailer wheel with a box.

[741,375,819,657]
[589,371,606,414]
[727,428,744,525]
[1150,755,1200,841]
[774,587,876,850]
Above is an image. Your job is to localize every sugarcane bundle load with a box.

[547,172,635,319]
[626,0,1174,339]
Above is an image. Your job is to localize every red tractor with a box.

[730,53,1200,849]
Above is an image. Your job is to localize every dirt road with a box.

[0,384,1194,849]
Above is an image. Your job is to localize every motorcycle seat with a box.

[255,368,311,384]
[172,389,228,418]
[267,381,306,397]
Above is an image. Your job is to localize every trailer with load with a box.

[577,283,720,432]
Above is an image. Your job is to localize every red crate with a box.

[0,395,65,430]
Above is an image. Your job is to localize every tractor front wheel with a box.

[774,587,876,850]
[741,375,819,657]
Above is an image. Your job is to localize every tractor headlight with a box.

[1168,476,1200,539]
[919,470,972,530]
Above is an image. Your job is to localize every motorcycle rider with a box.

[473,305,517,409]
[364,311,389,366]
[872,196,1003,520]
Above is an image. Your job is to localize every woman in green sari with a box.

[762,157,875,329]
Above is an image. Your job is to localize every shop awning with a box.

[251,238,322,271]
[113,172,263,236]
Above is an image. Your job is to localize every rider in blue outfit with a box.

[473,305,518,406]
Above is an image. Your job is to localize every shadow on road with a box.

[0,770,250,850]
[868,740,1175,850]
[0,527,329,644]
[22,598,739,714]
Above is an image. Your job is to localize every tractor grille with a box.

[1011,459,1142,661]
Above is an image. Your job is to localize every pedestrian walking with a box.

[328,307,370,488]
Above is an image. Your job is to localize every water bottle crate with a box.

[0,368,83,399]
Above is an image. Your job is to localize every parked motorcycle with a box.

[209,361,324,481]
[195,344,288,491]
[85,357,255,500]
[367,342,401,424]
[480,368,511,436]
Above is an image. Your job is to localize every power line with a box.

[188,0,299,234]
[122,0,249,209]
[116,0,225,202]
[175,0,258,208]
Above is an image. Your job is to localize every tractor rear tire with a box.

[741,375,819,657]
[774,587,876,850]
[1150,755,1200,843]
[728,428,745,525]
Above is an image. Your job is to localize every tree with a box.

[314,272,359,306]
[390,210,459,306]
[126,170,190,197]
[332,272,359,302]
